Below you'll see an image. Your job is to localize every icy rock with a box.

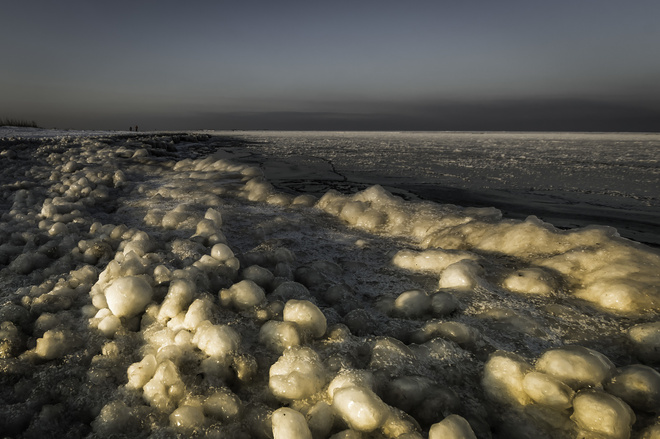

[438,260,483,290]
[104,276,153,318]
[571,390,635,439]
[220,279,266,310]
[606,364,660,412]
[332,386,389,432]
[158,279,195,322]
[535,345,615,389]
[482,351,533,406]
[522,371,575,410]
[503,268,555,295]
[92,400,136,435]
[429,414,477,439]
[259,320,301,352]
[34,329,69,360]
[369,337,416,376]
[283,299,327,338]
[627,322,660,363]
[193,321,240,358]
[393,289,431,318]
[204,208,223,227]
[384,376,434,412]
[269,346,326,400]
[272,407,312,439]
[170,404,205,430]
[272,281,311,301]
[204,388,243,422]
[127,354,158,389]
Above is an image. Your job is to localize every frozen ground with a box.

[0,128,659,438]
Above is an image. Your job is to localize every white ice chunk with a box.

[104,276,153,318]
[269,346,326,400]
[158,279,195,322]
[170,405,205,430]
[192,321,240,358]
[606,364,660,412]
[183,298,212,331]
[204,388,243,422]
[35,329,69,360]
[259,320,301,352]
[571,390,635,439]
[272,407,312,439]
[535,345,615,389]
[482,351,533,405]
[204,208,223,227]
[126,354,158,389]
[522,371,575,410]
[282,299,327,338]
[332,386,389,432]
[429,414,477,439]
[220,280,266,310]
[211,243,234,262]
[327,369,376,399]
[392,249,479,275]
[242,265,275,288]
[98,314,121,338]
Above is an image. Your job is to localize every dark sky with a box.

[2,0,660,131]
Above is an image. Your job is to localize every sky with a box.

[2,0,660,131]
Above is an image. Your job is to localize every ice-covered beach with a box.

[1,128,659,438]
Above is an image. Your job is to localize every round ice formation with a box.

[627,322,660,363]
[104,276,153,318]
[429,414,477,439]
[306,401,335,438]
[283,299,327,338]
[259,320,301,352]
[211,243,234,262]
[193,321,240,358]
[327,369,376,399]
[521,371,575,410]
[482,351,533,406]
[204,388,242,422]
[571,390,635,439]
[503,268,555,295]
[605,364,660,412]
[183,298,212,331]
[242,265,275,288]
[430,292,459,315]
[332,386,389,432]
[438,260,483,290]
[34,329,68,360]
[92,400,135,435]
[269,346,326,400]
[535,345,615,389]
[170,405,205,430]
[272,407,312,439]
[220,280,266,310]
[393,289,431,318]
[143,360,185,411]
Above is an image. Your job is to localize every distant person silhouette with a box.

[129,126,133,132]
[135,125,139,132]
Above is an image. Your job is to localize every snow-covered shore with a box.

[0,129,659,438]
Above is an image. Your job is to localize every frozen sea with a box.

[0,128,659,438]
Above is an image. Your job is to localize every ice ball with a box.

[605,364,660,412]
[522,371,575,410]
[627,322,660,363]
[332,386,389,432]
[393,289,431,318]
[438,260,483,290]
[272,407,312,439]
[503,268,555,295]
[170,405,205,431]
[204,388,243,422]
[429,414,477,439]
[34,329,69,360]
[283,299,327,338]
[259,320,301,352]
[482,351,533,406]
[269,346,326,400]
[104,276,153,318]
[571,390,635,439]
[535,345,615,389]
[221,279,266,310]
[193,321,240,358]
